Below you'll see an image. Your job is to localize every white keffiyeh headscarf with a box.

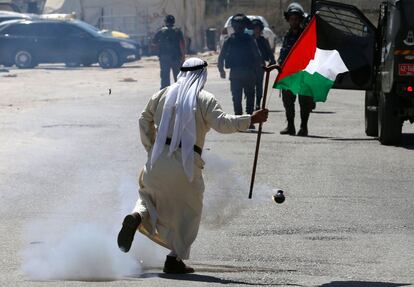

[150,57,208,182]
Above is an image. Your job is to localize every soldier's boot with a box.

[280,120,296,135]
[297,111,310,137]
[117,212,141,253]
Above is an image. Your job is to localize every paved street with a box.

[1,56,413,287]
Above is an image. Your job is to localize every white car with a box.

[219,15,276,52]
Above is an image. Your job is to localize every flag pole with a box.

[249,64,280,199]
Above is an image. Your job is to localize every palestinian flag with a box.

[274,15,350,102]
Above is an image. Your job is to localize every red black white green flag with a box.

[274,15,349,102]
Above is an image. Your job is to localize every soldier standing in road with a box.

[252,18,276,111]
[152,15,186,89]
[278,3,314,136]
[218,14,262,129]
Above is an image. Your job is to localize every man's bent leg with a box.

[117,199,147,253]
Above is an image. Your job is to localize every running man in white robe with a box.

[117,57,269,274]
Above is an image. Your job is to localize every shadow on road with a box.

[158,273,274,285]
[306,135,334,139]
[157,273,302,286]
[139,263,300,286]
[36,67,85,71]
[304,134,414,148]
[239,130,275,135]
[190,262,297,274]
[319,281,411,287]
[311,111,336,114]
[330,137,377,141]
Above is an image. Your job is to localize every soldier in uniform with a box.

[218,14,262,129]
[152,15,186,89]
[278,3,314,136]
[251,18,276,110]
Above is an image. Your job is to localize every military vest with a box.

[224,33,255,69]
[156,27,182,57]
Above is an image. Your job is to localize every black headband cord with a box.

[180,61,208,72]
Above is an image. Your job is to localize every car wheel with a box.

[98,49,119,69]
[14,50,36,69]
[365,90,378,136]
[114,60,124,68]
[378,91,402,145]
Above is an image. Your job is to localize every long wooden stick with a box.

[248,65,280,199]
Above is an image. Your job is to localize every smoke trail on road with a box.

[202,151,273,229]
[21,224,139,281]
[21,177,167,281]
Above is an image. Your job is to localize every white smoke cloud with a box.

[202,151,275,228]
[20,177,168,281]
[21,224,139,281]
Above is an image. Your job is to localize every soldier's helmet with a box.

[251,18,265,31]
[284,2,305,21]
[164,14,175,26]
[231,13,252,30]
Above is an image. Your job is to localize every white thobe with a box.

[133,88,251,259]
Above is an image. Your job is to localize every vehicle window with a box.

[400,0,414,27]
[2,24,29,36]
[315,5,374,37]
[26,23,45,36]
[72,21,100,35]
[40,23,62,37]
[74,21,99,32]
[63,24,91,38]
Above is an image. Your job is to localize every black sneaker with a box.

[249,123,256,130]
[117,213,141,253]
[163,255,195,274]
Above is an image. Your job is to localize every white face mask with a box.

[244,28,253,36]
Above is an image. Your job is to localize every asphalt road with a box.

[1,57,413,287]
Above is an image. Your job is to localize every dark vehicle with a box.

[365,0,414,145]
[0,19,140,69]
[312,0,414,145]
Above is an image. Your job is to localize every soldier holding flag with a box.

[278,3,314,136]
